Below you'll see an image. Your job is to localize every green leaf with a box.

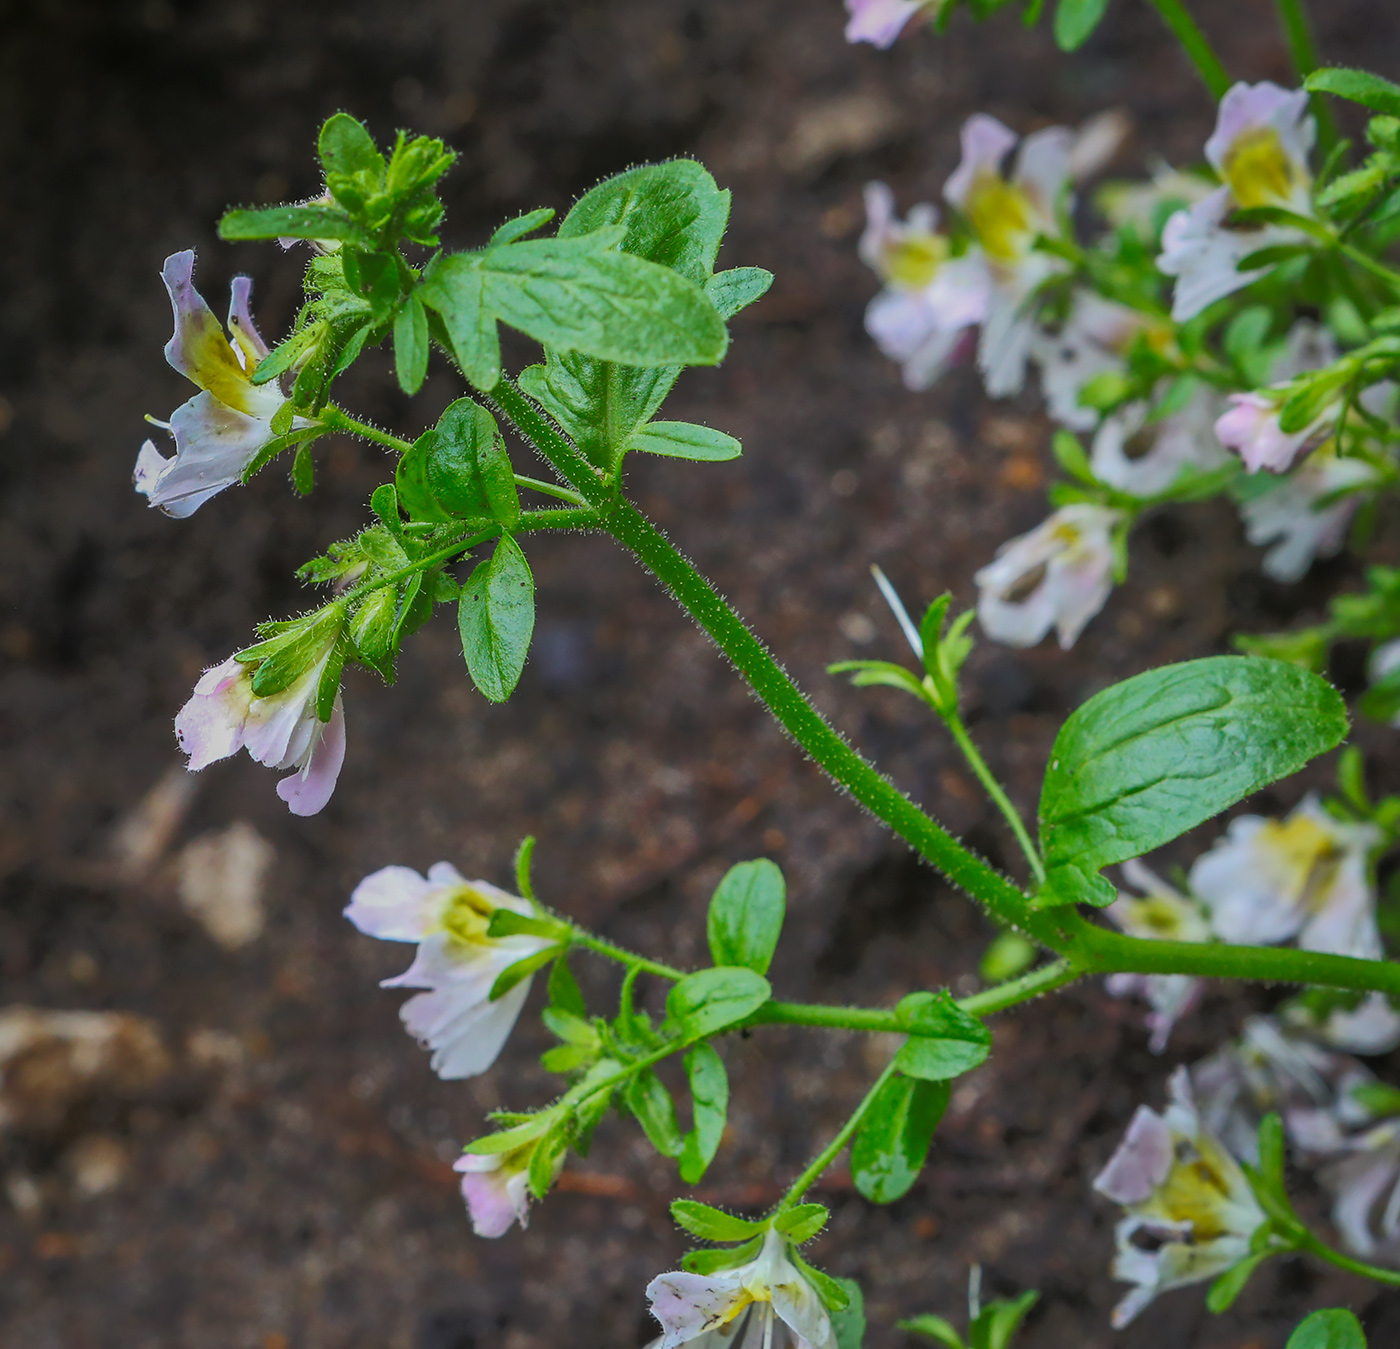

[828,660,928,698]
[772,1203,828,1244]
[1036,657,1348,908]
[420,258,500,390]
[666,967,772,1040]
[490,208,556,247]
[706,266,774,320]
[486,908,565,941]
[488,944,560,1001]
[791,1253,851,1312]
[850,1075,949,1204]
[979,931,1037,983]
[394,293,430,395]
[630,420,742,462]
[219,204,358,243]
[679,1043,729,1183]
[1307,67,1400,118]
[894,992,992,1081]
[403,398,518,525]
[318,113,385,179]
[829,1277,866,1349]
[291,442,315,495]
[458,534,536,702]
[626,1069,685,1158]
[669,1199,764,1242]
[1286,1309,1367,1349]
[707,859,786,975]
[1053,0,1109,51]
[548,954,586,1018]
[1205,1252,1269,1313]
[681,1236,763,1275]
[975,1291,1039,1349]
[899,1315,965,1348]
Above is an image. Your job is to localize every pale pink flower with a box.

[345,864,552,1079]
[1091,387,1230,497]
[175,638,345,817]
[844,0,927,47]
[646,1227,835,1349]
[1158,83,1315,321]
[454,1148,534,1238]
[975,503,1122,648]
[1094,1068,1265,1327]
[135,251,291,517]
[1032,293,1154,432]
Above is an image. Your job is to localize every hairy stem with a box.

[321,405,414,453]
[1141,0,1231,99]
[778,1060,898,1209]
[572,930,686,982]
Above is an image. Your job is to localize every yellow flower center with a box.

[1146,1137,1244,1240]
[965,173,1038,262]
[1222,127,1305,211]
[437,884,500,946]
[884,231,950,289]
[1256,815,1344,913]
[1121,894,1192,939]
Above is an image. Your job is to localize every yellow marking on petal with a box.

[883,231,950,289]
[437,884,502,947]
[182,316,267,416]
[1141,1137,1246,1240]
[965,173,1037,263]
[1118,894,1195,940]
[1256,815,1344,913]
[1222,127,1306,211]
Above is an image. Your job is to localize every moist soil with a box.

[4,1,1400,1346]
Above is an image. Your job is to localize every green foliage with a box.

[396,399,519,525]
[670,1199,764,1242]
[894,992,992,1080]
[679,1043,729,1183]
[829,1277,866,1349]
[458,535,536,702]
[850,1074,949,1203]
[1036,657,1349,906]
[1287,1309,1368,1349]
[626,1069,685,1157]
[630,421,742,461]
[707,859,787,975]
[1308,68,1400,118]
[773,1203,829,1244]
[666,967,772,1040]
[901,1290,1038,1349]
[1053,0,1109,51]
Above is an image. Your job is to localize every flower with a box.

[974,503,1123,648]
[1090,386,1230,497]
[945,115,1075,397]
[1189,795,1382,958]
[1285,994,1400,1057]
[646,1227,835,1349]
[1104,861,1211,1053]
[1097,161,1215,235]
[453,1140,562,1238]
[134,251,290,517]
[1158,83,1315,321]
[860,182,988,390]
[1093,1067,1266,1327]
[1317,1117,1400,1258]
[1031,293,1155,432]
[843,0,931,47]
[344,863,554,1079]
[174,623,346,816]
[1238,449,1379,582]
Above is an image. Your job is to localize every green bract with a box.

[1037,657,1349,906]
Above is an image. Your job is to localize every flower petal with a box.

[277,694,346,816]
[345,865,440,941]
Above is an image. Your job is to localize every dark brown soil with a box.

[5,1,1400,1345]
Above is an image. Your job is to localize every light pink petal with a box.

[1215,392,1312,473]
[945,114,1018,211]
[174,656,251,771]
[277,695,345,816]
[133,439,172,500]
[454,1154,529,1238]
[1094,1105,1173,1203]
[142,391,275,518]
[227,275,271,365]
[1205,82,1312,177]
[344,865,439,941]
[1014,125,1074,218]
[422,979,533,1079]
[647,1269,747,1349]
[843,0,922,48]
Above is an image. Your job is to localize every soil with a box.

[4,1,1400,1346]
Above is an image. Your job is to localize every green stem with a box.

[321,406,414,453]
[779,1060,898,1209]
[1338,240,1400,295]
[1142,0,1231,99]
[944,711,1046,887]
[572,930,686,982]
[514,473,588,506]
[1295,1228,1400,1286]
[1272,0,1339,151]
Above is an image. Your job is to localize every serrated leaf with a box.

[219,204,358,243]
[1053,0,1109,51]
[1307,67,1400,118]
[630,420,742,462]
[707,859,786,975]
[670,1200,764,1242]
[667,967,771,1040]
[458,535,535,702]
[626,1069,685,1158]
[679,1043,729,1184]
[850,1075,949,1204]
[1036,657,1348,908]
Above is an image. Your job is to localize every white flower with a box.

[975,503,1122,649]
[1285,994,1400,1057]
[174,629,346,817]
[844,0,930,47]
[1158,83,1315,321]
[345,864,553,1079]
[646,1227,835,1349]
[1093,1067,1266,1327]
[1097,161,1215,234]
[135,251,293,517]
[1238,449,1379,582]
[1192,1014,1362,1164]
[1318,1118,1400,1258]
[1104,861,1211,1053]
[1032,293,1157,432]
[860,182,988,390]
[1091,386,1230,497]
[945,114,1075,397]
[1189,795,1382,958]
